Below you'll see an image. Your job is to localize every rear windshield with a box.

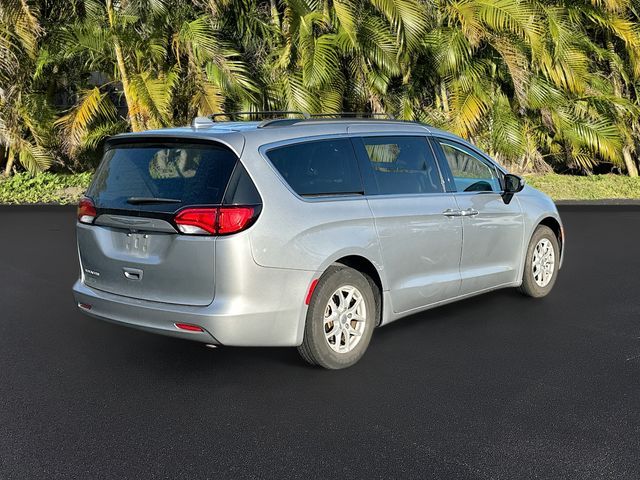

[88,141,238,212]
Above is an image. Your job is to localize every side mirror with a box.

[502,174,525,204]
[504,174,525,193]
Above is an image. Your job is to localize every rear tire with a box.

[519,225,559,298]
[298,266,376,369]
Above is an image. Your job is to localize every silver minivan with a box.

[73,114,564,369]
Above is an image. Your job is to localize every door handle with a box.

[461,208,479,217]
[442,209,464,217]
[123,267,143,281]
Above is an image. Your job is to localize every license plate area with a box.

[77,223,215,305]
[125,233,150,257]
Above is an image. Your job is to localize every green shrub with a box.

[0,172,93,204]
[1,172,640,204]
[525,174,640,200]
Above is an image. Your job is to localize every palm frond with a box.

[425,28,473,76]
[369,0,428,50]
[80,120,128,151]
[489,93,527,160]
[301,34,340,88]
[190,79,225,116]
[477,0,543,40]
[55,87,116,154]
[449,79,491,137]
[129,69,179,128]
[333,0,358,45]
[0,0,41,55]
[18,141,52,174]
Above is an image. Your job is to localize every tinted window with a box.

[266,139,363,196]
[360,136,443,194]
[223,162,262,205]
[88,142,237,212]
[439,141,501,193]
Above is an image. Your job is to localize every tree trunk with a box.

[623,147,638,177]
[4,150,15,177]
[107,0,141,132]
[270,0,281,29]
[606,38,637,177]
[440,81,449,113]
[0,146,6,174]
[113,38,141,132]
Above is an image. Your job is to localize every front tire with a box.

[298,266,376,369]
[519,225,560,298]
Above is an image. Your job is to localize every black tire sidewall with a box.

[521,225,560,298]
[301,266,376,369]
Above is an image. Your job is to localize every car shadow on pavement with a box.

[78,286,529,373]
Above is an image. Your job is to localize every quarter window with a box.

[266,139,363,196]
[360,136,443,194]
[439,142,501,193]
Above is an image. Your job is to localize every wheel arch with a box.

[516,213,564,285]
[537,216,563,261]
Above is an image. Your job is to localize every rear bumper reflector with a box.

[175,323,204,332]
[305,279,319,305]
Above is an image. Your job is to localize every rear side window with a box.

[266,139,363,196]
[88,142,238,212]
[360,136,443,194]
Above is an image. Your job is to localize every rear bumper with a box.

[72,267,313,346]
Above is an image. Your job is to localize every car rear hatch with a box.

[77,136,260,306]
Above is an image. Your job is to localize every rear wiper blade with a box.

[126,197,182,205]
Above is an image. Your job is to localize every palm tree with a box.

[207,0,427,114]
[396,0,637,174]
[57,0,176,133]
[3,0,640,176]
[0,0,55,176]
[568,0,640,176]
[56,0,259,154]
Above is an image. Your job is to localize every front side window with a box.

[266,139,363,196]
[439,141,501,193]
[360,136,443,194]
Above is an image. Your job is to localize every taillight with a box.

[77,197,97,224]
[174,208,217,234]
[174,206,257,236]
[217,207,255,235]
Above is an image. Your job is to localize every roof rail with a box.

[257,118,304,128]
[192,111,310,129]
[309,112,395,119]
[211,111,310,121]
[192,110,401,128]
[257,112,399,128]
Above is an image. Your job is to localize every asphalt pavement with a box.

[1,205,639,479]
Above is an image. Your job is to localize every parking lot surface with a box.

[1,206,639,479]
